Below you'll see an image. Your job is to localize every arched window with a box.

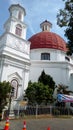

[65,56,70,62]
[11,79,18,99]
[18,11,22,20]
[41,53,50,60]
[45,25,47,30]
[15,24,22,36]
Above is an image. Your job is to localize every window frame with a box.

[41,53,50,60]
[65,56,70,62]
[18,11,22,20]
[15,24,22,36]
[11,79,18,99]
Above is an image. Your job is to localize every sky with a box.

[0,0,67,40]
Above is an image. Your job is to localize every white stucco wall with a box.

[30,48,66,61]
[30,48,73,91]
[0,56,30,97]
[29,61,69,84]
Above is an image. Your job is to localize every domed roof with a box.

[28,20,67,52]
[29,31,67,52]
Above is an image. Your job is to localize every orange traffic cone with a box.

[47,127,50,130]
[23,121,26,130]
[4,117,10,130]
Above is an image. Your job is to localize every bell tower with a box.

[0,4,30,112]
[4,4,27,39]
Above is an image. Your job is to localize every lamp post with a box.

[8,87,15,117]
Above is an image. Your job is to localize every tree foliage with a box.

[38,70,55,91]
[25,71,56,105]
[25,82,54,105]
[55,84,73,107]
[57,0,73,55]
[0,81,11,112]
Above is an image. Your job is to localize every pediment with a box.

[8,72,22,83]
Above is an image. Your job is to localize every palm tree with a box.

[55,84,73,107]
[57,84,73,95]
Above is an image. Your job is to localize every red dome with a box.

[29,31,67,52]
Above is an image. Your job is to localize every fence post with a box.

[68,107,70,116]
[50,105,52,115]
[36,104,38,119]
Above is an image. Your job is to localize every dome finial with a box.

[40,20,52,32]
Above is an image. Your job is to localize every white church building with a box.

[0,4,73,110]
[29,20,73,90]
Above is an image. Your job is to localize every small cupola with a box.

[40,20,52,32]
[9,4,26,22]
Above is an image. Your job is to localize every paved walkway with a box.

[0,118,73,130]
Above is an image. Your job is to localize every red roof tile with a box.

[29,31,67,52]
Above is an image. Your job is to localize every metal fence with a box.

[4,105,73,119]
